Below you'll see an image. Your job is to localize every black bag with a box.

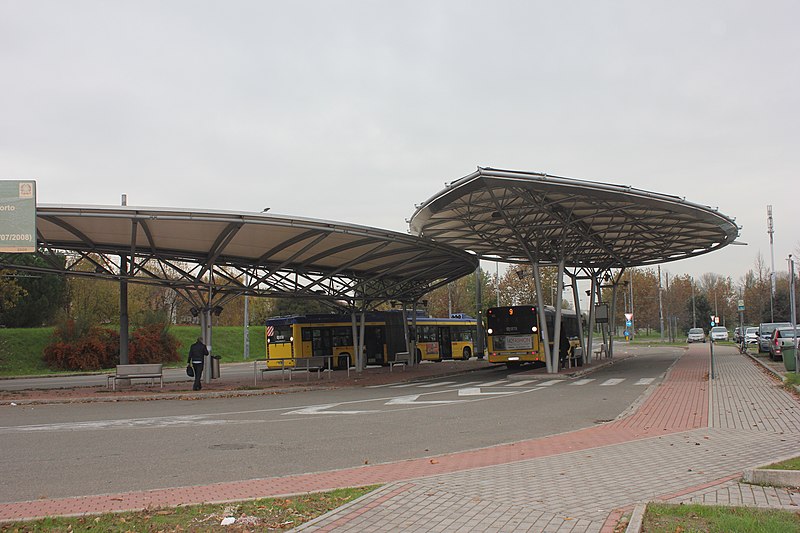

[186,364,194,377]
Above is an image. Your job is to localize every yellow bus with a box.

[486,305,582,369]
[265,312,476,369]
[411,314,476,362]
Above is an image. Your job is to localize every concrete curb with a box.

[745,351,800,394]
[625,503,647,533]
[742,468,800,488]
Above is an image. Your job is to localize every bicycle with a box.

[738,338,748,354]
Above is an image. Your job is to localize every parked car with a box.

[769,326,800,361]
[745,327,759,345]
[710,326,729,342]
[758,322,792,353]
[687,327,706,343]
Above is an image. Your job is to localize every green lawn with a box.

[0,325,267,377]
[766,456,800,471]
[643,503,800,532]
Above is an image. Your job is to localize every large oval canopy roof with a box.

[18,205,478,304]
[410,167,740,269]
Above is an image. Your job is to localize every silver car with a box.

[687,328,705,343]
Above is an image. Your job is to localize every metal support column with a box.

[552,258,566,370]
[532,261,553,373]
[570,271,586,365]
[586,274,598,365]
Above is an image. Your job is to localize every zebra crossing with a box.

[368,376,659,390]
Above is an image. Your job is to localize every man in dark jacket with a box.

[188,337,208,391]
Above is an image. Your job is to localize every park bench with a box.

[390,351,411,371]
[289,356,330,381]
[107,363,163,390]
[593,344,607,361]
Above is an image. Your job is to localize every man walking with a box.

[188,337,208,391]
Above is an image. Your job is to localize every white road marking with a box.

[458,387,517,396]
[385,394,462,405]
[506,380,537,387]
[635,378,656,386]
[478,380,508,387]
[537,380,561,387]
[285,404,377,415]
[418,381,458,388]
[600,378,625,386]
[0,415,241,433]
[572,379,595,386]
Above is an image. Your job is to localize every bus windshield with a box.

[487,306,538,335]
[267,325,293,343]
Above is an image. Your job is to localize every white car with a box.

[687,328,705,343]
[745,327,759,344]
[710,326,729,342]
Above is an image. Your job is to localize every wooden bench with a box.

[390,352,411,371]
[107,364,163,390]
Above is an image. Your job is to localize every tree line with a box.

[1,251,798,337]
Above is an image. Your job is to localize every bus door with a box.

[364,326,386,365]
[309,328,333,357]
[438,326,452,359]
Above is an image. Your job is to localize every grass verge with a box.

[765,456,800,471]
[0,486,378,532]
[642,503,800,532]
[0,325,267,377]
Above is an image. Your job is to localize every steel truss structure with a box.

[0,205,477,311]
[410,167,740,372]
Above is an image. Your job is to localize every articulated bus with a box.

[265,312,476,370]
[486,305,582,368]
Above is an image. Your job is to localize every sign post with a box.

[0,180,36,253]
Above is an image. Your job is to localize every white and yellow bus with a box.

[265,312,476,369]
[486,305,582,368]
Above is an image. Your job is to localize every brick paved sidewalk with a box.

[1,344,798,532]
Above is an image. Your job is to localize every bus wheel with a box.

[337,355,350,370]
[415,349,422,364]
[462,347,472,360]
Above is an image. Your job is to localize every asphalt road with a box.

[0,345,682,503]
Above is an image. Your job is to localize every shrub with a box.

[129,323,179,364]
[43,327,119,371]
[44,318,177,371]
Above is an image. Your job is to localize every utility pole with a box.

[789,255,797,375]
[658,265,664,343]
[768,205,776,321]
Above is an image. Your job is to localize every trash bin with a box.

[211,355,221,379]
[783,347,797,372]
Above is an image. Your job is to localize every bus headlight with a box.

[290,336,294,342]
[531,327,537,333]
[487,328,493,335]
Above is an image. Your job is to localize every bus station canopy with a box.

[409,167,740,269]
[6,205,478,307]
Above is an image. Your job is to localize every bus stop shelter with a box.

[409,167,740,373]
[0,205,478,377]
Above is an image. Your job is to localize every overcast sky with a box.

[2,1,798,285]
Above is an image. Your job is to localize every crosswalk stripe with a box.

[506,380,537,387]
[635,378,655,386]
[389,383,419,388]
[572,379,595,386]
[479,380,508,387]
[418,381,457,388]
[538,380,561,386]
[600,378,625,386]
